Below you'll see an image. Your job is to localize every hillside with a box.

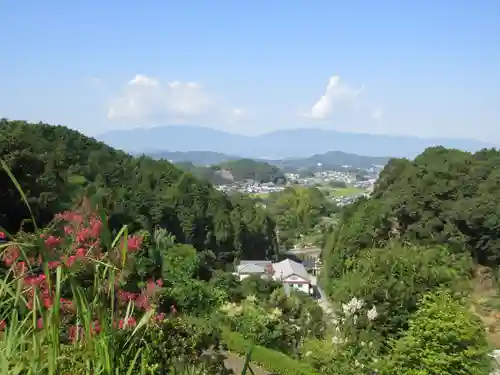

[173,159,286,184]
[98,125,496,158]
[148,150,239,165]
[0,119,278,262]
[269,150,390,171]
[322,146,500,273]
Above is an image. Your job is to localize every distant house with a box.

[235,260,273,281]
[235,258,312,295]
[272,259,312,295]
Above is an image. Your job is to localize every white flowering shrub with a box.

[217,287,325,354]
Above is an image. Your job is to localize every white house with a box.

[234,260,273,281]
[272,259,312,295]
[234,259,313,295]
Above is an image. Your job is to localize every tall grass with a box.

[0,160,255,374]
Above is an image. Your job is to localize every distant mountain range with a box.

[150,150,389,171]
[98,125,496,159]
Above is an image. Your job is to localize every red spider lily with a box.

[120,235,143,253]
[44,235,62,248]
[48,260,60,269]
[23,274,46,287]
[64,255,77,267]
[2,245,19,266]
[0,320,6,330]
[0,231,6,240]
[118,317,137,329]
[75,247,86,258]
[14,261,27,276]
[154,312,166,322]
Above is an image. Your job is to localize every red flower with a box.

[15,261,27,275]
[44,235,62,248]
[2,245,19,266]
[65,255,77,267]
[75,248,86,258]
[119,317,137,329]
[37,318,43,329]
[48,261,60,269]
[156,279,163,287]
[43,297,53,309]
[155,312,166,322]
[121,235,143,253]
[0,320,6,330]
[0,231,6,240]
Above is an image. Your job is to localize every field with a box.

[321,186,366,197]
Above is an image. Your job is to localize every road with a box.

[309,275,334,316]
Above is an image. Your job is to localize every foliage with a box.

[0,119,278,263]
[217,159,286,184]
[324,146,500,266]
[0,203,233,374]
[379,291,491,375]
[266,186,338,249]
[217,286,325,354]
[325,244,471,343]
[222,330,320,375]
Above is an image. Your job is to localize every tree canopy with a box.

[0,119,278,263]
[322,146,500,270]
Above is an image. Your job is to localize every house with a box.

[235,260,273,281]
[272,259,312,295]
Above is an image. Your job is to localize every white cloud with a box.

[108,75,218,123]
[371,108,383,121]
[306,76,364,120]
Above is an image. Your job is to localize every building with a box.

[235,260,273,280]
[272,259,312,295]
[234,258,312,295]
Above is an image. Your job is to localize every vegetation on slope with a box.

[0,119,277,263]
[264,186,338,249]
[312,146,499,374]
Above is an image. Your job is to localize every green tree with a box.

[380,291,491,375]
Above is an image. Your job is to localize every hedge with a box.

[221,330,320,375]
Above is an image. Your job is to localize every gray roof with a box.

[239,260,272,266]
[237,263,268,274]
[273,258,309,282]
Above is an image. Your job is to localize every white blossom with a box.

[367,305,378,321]
[342,297,364,316]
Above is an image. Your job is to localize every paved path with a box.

[309,275,334,316]
[223,351,271,375]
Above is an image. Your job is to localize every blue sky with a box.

[1,1,499,143]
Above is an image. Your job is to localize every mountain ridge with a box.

[98,125,496,158]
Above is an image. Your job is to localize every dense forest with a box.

[174,158,286,185]
[322,146,500,282]
[0,119,277,263]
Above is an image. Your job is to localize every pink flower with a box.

[0,231,6,240]
[37,318,43,329]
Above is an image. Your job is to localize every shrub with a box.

[379,290,491,375]
[222,329,319,375]
[329,244,471,343]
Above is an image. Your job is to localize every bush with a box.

[379,291,491,375]
[329,244,471,342]
[222,330,319,375]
